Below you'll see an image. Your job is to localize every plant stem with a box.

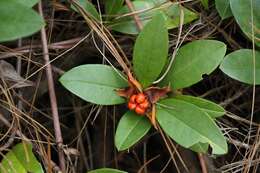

[38,1,65,171]
[125,0,143,31]
[198,153,208,173]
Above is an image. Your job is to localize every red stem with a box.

[125,0,143,31]
[38,1,65,171]
[198,153,208,173]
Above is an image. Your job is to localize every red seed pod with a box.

[136,93,146,104]
[135,106,146,115]
[139,100,149,109]
[128,102,136,110]
[129,94,137,103]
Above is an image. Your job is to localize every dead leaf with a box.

[144,86,171,104]
[0,60,34,88]
[116,71,142,98]
[64,147,80,156]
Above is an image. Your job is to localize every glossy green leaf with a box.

[220,49,260,85]
[59,64,128,105]
[115,111,151,151]
[230,0,260,47]
[18,0,39,7]
[157,99,228,155]
[88,168,127,173]
[0,143,44,173]
[110,1,198,34]
[0,0,44,42]
[215,0,232,19]
[190,142,209,153]
[105,0,124,15]
[174,95,225,118]
[201,0,209,9]
[71,0,100,20]
[133,14,168,88]
[161,40,227,89]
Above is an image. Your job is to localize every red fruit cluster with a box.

[128,93,150,115]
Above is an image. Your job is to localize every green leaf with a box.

[115,111,151,151]
[105,0,124,15]
[0,142,44,173]
[0,152,27,173]
[174,95,225,118]
[201,0,209,9]
[71,0,100,20]
[133,14,168,88]
[220,49,260,85]
[230,0,260,47]
[59,64,128,105]
[190,142,209,153]
[157,99,228,155]
[215,0,232,19]
[110,1,154,34]
[88,168,127,173]
[17,0,39,7]
[0,0,45,42]
[162,4,198,30]
[110,1,198,35]
[150,0,168,4]
[161,40,227,89]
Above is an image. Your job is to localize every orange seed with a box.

[136,93,146,104]
[135,106,146,115]
[128,102,136,110]
[129,94,137,103]
[139,100,149,109]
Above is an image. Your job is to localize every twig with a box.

[0,126,16,152]
[143,142,147,173]
[203,14,242,49]
[0,37,83,59]
[220,87,249,106]
[157,125,181,173]
[160,158,171,173]
[16,39,23,110]
[227,138,250,150]
[72,100,90,170]
[125,0,143,31]
[198,153,208,173]
[137,154,160,173]
[38,1,65,171]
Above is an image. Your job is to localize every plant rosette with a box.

[60,14,228,155]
